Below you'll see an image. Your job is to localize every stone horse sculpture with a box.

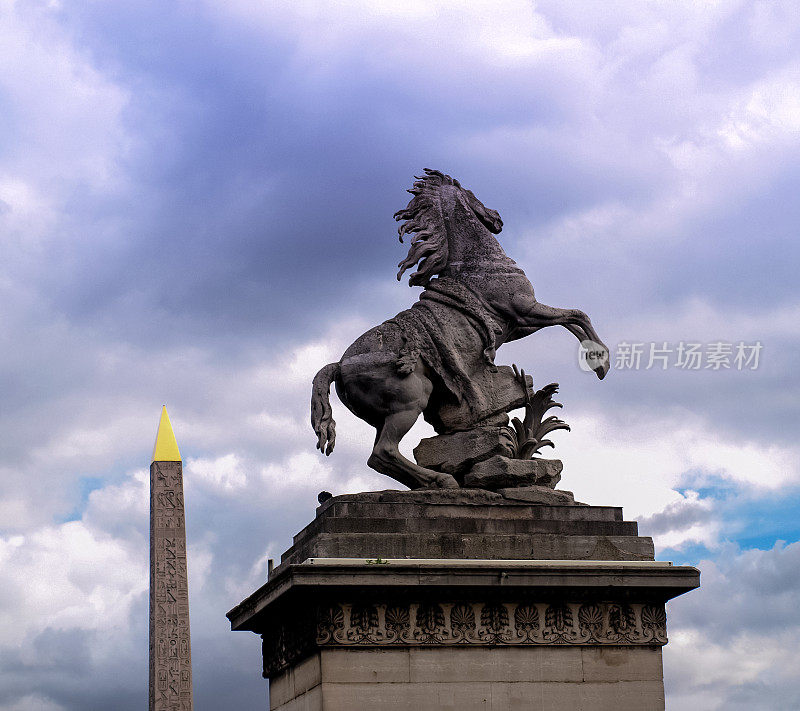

[311,170,608,490]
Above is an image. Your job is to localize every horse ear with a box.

[461,186,503,234]
[484,209,503,234]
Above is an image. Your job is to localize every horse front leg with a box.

[511,299,610,379]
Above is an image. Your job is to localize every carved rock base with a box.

[413,427,513,478]
[464,455,563,490]
[414,427,564,491]
[497,485,576,505]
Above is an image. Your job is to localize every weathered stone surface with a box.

[581,646,664,682]
[464,455,563,490]
[498,486,575,505]
[149,460,193,711]
[233,556,697,709]
[271,491,651,571]
[426,365,532,434]
[310,169,609,491]
[274,677,666,711]
[273,684,321,711]
[293,515,638,537]
[318,487,504,507]
[408,647,583,683]
[315,490,621,519]
[281,531,654,563]
[413,426,513,477]
[321,649,411,683]
[229,485,699,711]
[271,647,666,709]
[230,558,697,671]
[269,654,321,708]
[488,679,665,711]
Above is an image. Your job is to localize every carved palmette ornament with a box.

[513,604,539,642]
[578,603,604,642]
[449,604,477,643]
[316,604,344,644]
[641,604,668,642]
[263,600,669,676]
[384,605,412,643]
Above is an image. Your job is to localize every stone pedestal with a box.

[228,491,699,711]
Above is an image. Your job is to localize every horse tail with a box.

[311,362,340,456]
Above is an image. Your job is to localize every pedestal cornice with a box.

[228,557,699,678]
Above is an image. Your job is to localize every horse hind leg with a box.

[368,409,458,489]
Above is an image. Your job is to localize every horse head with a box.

[394,169,504,286]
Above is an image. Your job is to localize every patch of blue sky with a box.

[657,475,800,566]
[727,492,800,551]
[59,475,113,523]
[674,473,740,501]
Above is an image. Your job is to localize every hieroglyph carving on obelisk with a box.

[149,406,193,711]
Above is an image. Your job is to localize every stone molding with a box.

[261,600,667,677]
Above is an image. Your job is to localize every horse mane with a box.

[394,169,503,287]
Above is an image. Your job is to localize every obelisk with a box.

[149,406,193,711]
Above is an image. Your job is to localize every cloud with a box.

[638,491,718,549]
[0,522,145,650]
[665,541,800,710]
[0,0,130,285]
[544,406,800,519]
[0,0,799,708]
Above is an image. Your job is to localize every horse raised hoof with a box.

[594,360,610,380]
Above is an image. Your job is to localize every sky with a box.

[1,0,799,708]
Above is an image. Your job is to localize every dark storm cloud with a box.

[2,2,800,710]
[25,0,683,345]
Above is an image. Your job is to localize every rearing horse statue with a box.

[312,169,609,490]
